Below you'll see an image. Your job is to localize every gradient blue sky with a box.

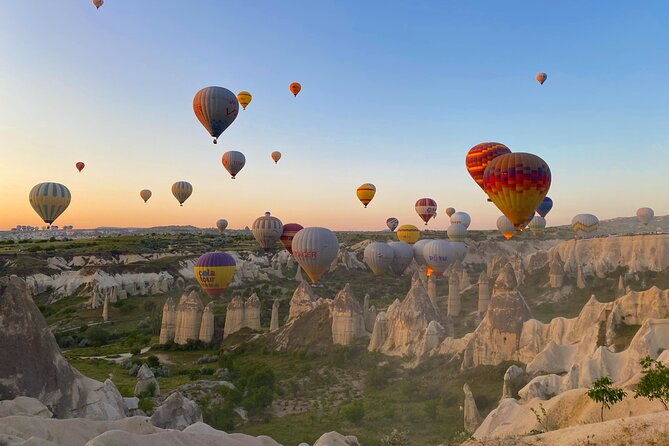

[1,1,668,230]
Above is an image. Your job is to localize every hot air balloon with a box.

[222,151,246,179]
[280,223,304,255]
[636,207,654,226]
[386,217,399,232]
[75,162,85,172]
[388,241,413,276]
[271,151,282,164]
[194,252,236,298]
[572,214,599,237]
[497,215,516,240]
[465,142,511,192]
[527,215,546,236]
[536,72,547,85]
[216,219,228,234]
[450,211,471,229]
[171,181,193,206]
[140,189,152,203]
[483,152,551,231]
[363,242,395,277]
[423,240,456,276]
[292,227,339,284]
[536,197,553,218]
[29,182,71,227]
[447,223,467,242]
[237,91,252,110]
[356,183,376,208]
[452,241,467,263]
[415,198,437,225]
[289,82,301,97]
[397,224,420,244]
[252,212,283,251]
[445,207,456,218]
[193,86,239,144]
[92,0,103,9]
[412,239,431,267]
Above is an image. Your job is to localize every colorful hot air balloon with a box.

[423,240,456,276]
[387,241,413,276]
[386,217,399,232]
[445,207,456,218]
[216,219,228,234]
[447,223,467,242]
[140,189,152,203]
[289,82,301,97]
[497,215,516,240]
[465,142,511,192]
[356,183,376,208]
[636,207,654,226]
[397,224,420,244]
[413,239,430,267]
[193,86,239,144]
[75,162,85,172]
[222,151,246,179]
[237,91,252,110]
[280,223,304,255]
[415,198,437,225]
[483,152,551,231]
[450,212,471,229]
[536,72,547,85]
[194,252,236,298]
[271,151,282,164]
[572,214,599,237]
[528,215,546,236]
[363,242,395,277]
[92,0,103,9]
[252,212,283,251]
[292,227,339,284]
[536,197,553,218]
[29,182,71,227]
[171,181,193,206]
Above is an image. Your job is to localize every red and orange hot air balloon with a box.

[75,162,85,172]
[483,152,551,231]
[465,142,511,192]
[415,198,437,225]
[289,82,301,97]
[280,223,304,255]
[536,72,547,85]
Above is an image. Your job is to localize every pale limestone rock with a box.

[313,432,360,446]
[478,272,490,314]
[331,284,367,346]
[150,392,202,430]
[463,383,483,434]
[173,291,203,345]
[198,302,215,343]
[368,311,387,352]
[295,265,304,282]
[549,255,565,288]
[423,320,445,353]
[502,365,528,399]
[0,397,52,418]
[364,305,377,333]
[448,273,461,317]
[245,294,261,331]
[460,265,471,291]
[288,281,318,322]
[518,374,563,401]
[134,364,159,397]
[269,299,280,331]
[159,297,176,344]
[616,274,625,296]
[102,295,109,322]
[174,276,185,293]
[107,287,118,304]
[223,296,245,338]
[427,274,437,306]
[576,264,586,289]
[329,247,366,272]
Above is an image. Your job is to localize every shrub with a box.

[85,326,110,347]
[380,428,410,446]
[138,396,154,413]
[365,365,392,390]
[146,355,160,368]
[634,356,669,410]
[587,376,627,422]
[341,400,365,425]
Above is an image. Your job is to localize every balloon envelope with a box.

[140,189,152,203]
[536,72,547,85]
[450,212,471,229]
[75,162,85,172]
[447,223,467,242]
[363,242,395,276]
[193,86,239,143]
[356,183,376,208]
[445,207,456,217]
[572,214,599,236]
[252,212,283,251]
[194,252,236,298]
[415,198,437,225]
[636,207,654,226]
[536,197,553,218]
[29,182,71,225]
[237,91,252,110]
[280,223,304,255]
[386,217,399,232]
[222,151,246,179]
[292,227,339,284]
[465,142,511,191]
[216,219,228,233]
[397,224,420,244]
[497,215,516,240]
[171,181,192,206]
[388,241,414,276]
[271,151,282,164]
[92,0,103,9]
[423,240,456,276]
[527,215,546,236]
[289,82,301,96]
[412,239,431,266]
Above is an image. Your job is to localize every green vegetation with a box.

[635,356,669,410]
[587,376,627,422]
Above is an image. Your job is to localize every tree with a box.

[586,376,627,422]
[634,356,669,410]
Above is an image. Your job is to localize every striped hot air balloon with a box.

[216,219,228,234]
[386,217,399,232]
[527,215,546,236]
[140,189,152,203]
[397,224,420,244]
[252,212,283,251]
[536,196,553,218]
[280,223,304,255]
[497,215,516,240]
[171,181,193,206]
[572,214,599,237]
[450,211,471,229]
[415,198,437,225]
[194,252,236,298]
[363,242,395,277]
[237,91,252,110]
[193,86,239,144]
[387,241,414,276]
[291,227,339,284]
[483,152,551,231]
[465,142,511,192]
[423,240,456,276]
[29,182,71,227]
[222,151,246,179]
[356,183,376,208]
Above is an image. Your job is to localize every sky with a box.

[1,1,668,231]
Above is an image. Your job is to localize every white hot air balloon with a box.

[572,214,599,237]
[423,240,456,276]
[252,212,283,251]
[497,215,516,240]
[451,241,467,263]
[412,239,431,267]
[636,207,654,226]
[363,242,395,276]
[216,219,228,234]
[447,223,468,242]
[450,211,471,228]
[527,215,546,236]
[291,227,340,284]
[387,241,414,276]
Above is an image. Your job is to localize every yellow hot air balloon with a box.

[271,151,282,164]
[396,224,420,244]
[356,183,376,208]
[29,182,71,227]
[194,252,236,298]
[237,91,252,110]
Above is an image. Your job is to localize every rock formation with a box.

[331,284,367,345]
[549,255,565,288]
[223,296,245,338]
[150,392,202,430]
[448,273,461,317]
[198,302,215,343]
[501,365,528,399]
[245,294,261,331]
[288,281,319,321]
[427,273,437,306]
[134,364,160,397]
[477,272,490,314]
[463,383,483,434]
[102,294,109,322]
[159,297,176,344]
[173,291,203,344]
[368,311,388,352]
[313,432,361,446]
[269,299,280,331]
